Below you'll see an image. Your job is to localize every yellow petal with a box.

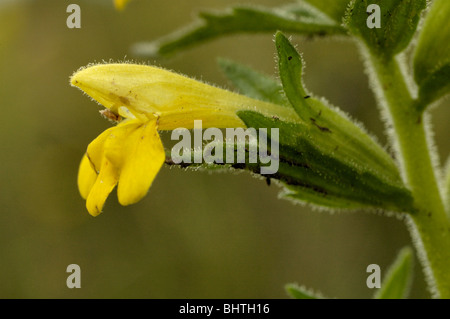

[70,63,298,130]
[103,120,142,166]
[85,120,141,215]
[86,126,115,173]
[114,0,131,11]
[78,153,98,200]
[86,157,119,217]
[82,118,164,215]
[116,120,165,206]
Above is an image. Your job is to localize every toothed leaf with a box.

[132,4,346,57]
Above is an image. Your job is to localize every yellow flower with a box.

[71,63,297,216]
[114,0,131,11]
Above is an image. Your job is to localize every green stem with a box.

[368,54,450,298]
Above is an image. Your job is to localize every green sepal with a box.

[285,283,324,299]
[132,3,346,57]
[345,0,426,59]
[413,0,450,107]
[374,247,413,299]
[218,58,289,107]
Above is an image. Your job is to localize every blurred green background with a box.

[0,0,448,298]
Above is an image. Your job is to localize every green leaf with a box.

[345,0,426,59]
[132,3,346,57]
[375,247,413,299]
[218,58,289,107]
[271,32,415,212]
[304,0,352,22]
[285,283,323,299]
[413,0,450,107]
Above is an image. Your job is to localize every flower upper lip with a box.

[70,63,300,129]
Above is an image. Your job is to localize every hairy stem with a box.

[368,54,450,298]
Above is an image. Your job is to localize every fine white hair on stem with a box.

[444,157,450,215]
[422,111,445,200]
[404,215,440,298]
[356,40,407,183]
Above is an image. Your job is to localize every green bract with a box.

[413,0,450,107]
[345,0,426,59]
[270,32,413,211]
